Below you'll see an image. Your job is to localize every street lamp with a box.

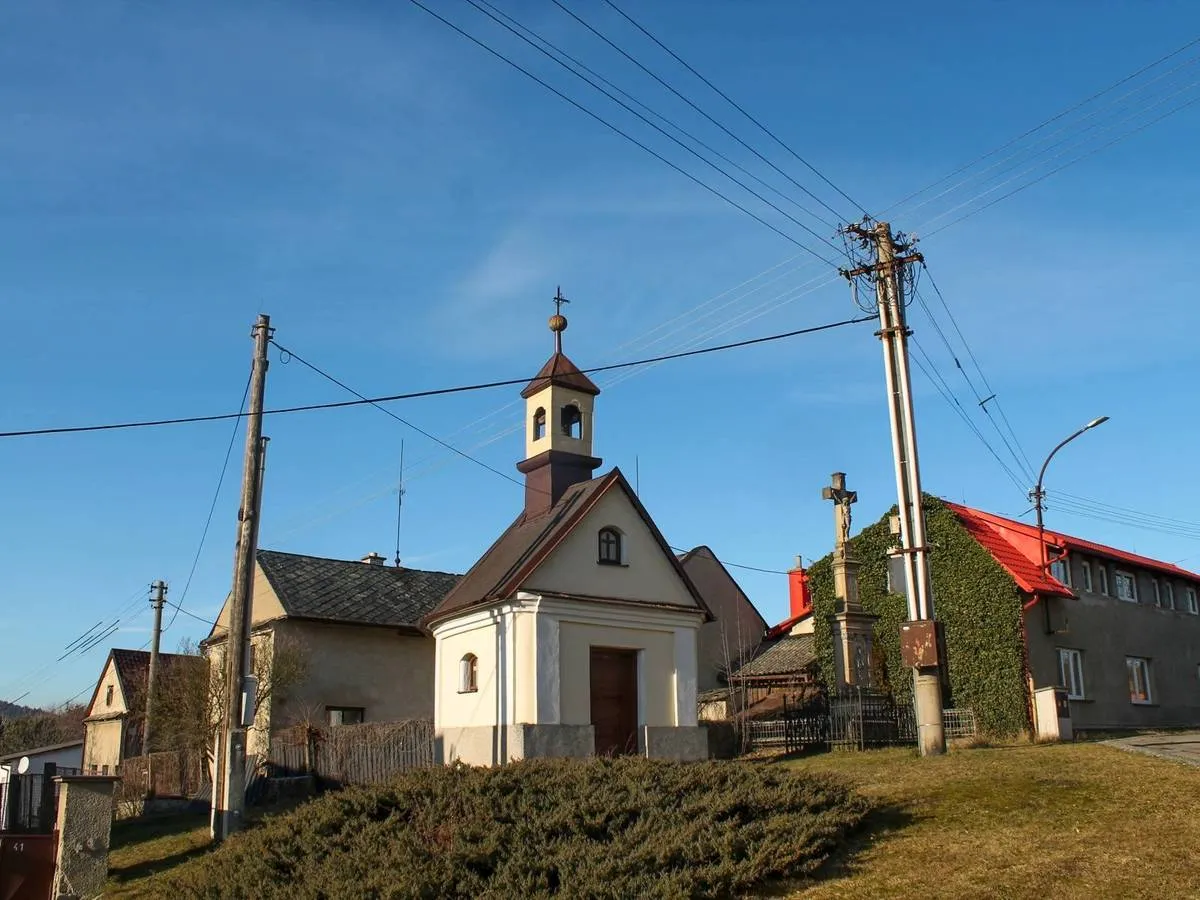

[1031,416,1109,630]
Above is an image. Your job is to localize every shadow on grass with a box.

[108,840,213,885]
[758,801,920,897]
[110,811,209,851]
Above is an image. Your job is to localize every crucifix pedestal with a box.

[822,473,878,689]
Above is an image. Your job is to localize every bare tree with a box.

[151,633,308,756]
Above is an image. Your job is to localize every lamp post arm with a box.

[1036,426,1088,499]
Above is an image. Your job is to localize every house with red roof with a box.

[943,501,1200,734]
[806,496,1200,737]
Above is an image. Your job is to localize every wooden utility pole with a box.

[142,579,167,757]
[843,221,946,757]
[212,313,272,841]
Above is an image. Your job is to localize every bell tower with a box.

[517,288,602,516]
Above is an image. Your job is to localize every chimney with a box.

[361,552,385,566]
[788,555,811,619]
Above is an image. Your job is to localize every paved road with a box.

[1104,731,1200,767]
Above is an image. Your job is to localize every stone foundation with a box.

[437,725,596,765]
[644,725,709,761]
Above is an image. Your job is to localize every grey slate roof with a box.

[733,634,817,678]
[256,550,461,630]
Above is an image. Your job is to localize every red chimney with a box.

[788,556,811,619]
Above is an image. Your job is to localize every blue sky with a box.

[3,0,1199,707]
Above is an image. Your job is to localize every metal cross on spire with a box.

[553,285,569,316]
[550,286,570,353]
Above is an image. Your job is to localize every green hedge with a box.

[159,757,870,899]
[811,495,1030,737]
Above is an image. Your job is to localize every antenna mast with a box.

[394,440,405,567]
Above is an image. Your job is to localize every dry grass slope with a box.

[783,742,1200,899]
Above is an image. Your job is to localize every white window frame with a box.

[1152,579,1162,607]
[1163,582,1175,611]
[1056,648,1085,700]
[1097,566,1109,596]
[1114,570,1138,603]
[1126,657,1153,705]
[1186,587,1198,615]
[1080,561,1093,593]
[1049,556,1071,588]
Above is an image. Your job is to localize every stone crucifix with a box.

[822,472,857,559]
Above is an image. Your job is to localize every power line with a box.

[452,0,844,263]
[163,372,253,635]
[599,0,867,217]
[1054,491,1200,530]
[546,0,849,226]
[275,340,529,492]
[471,0,836,234]
[923,87,1200,237]
[917,263,1035,479]
[909,276,1035,484]
[908,338,1028,496]
[277,340,798,577]
[405,0,839,266]
[885,34,1200,215]
[0,314,873,439]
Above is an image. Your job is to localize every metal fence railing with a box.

[744,692,978,754]
[942,708,978,740]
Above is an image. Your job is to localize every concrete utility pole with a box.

[142,579,167,757]
[843,221,945,757]
[212,313,272,841]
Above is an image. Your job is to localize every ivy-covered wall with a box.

[810,495,1031,737]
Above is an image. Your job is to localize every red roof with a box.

[944,501,1200,597]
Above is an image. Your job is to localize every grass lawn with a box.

[106,813,212,899]
[782,741,1200,899]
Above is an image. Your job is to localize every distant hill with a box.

[0,700,40,720]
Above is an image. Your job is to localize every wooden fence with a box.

[117,750,208,800]
[268,720,435,787]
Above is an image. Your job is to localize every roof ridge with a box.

[257,548,461,577]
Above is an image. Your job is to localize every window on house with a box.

[1098,566,1109,596]
[560,404,582,439]
[1152,579,1162,607]
[105,685,114,707]
[1080,561,1092,593]
[598,527,622,565]
[532,408,546,441]
[1049,557,1071,587]
[1163,582,1176,611]
[1126,657,1152,704]
[326,707,365,726]
[1056,648,1085,700]
[1186,587,1198,615]
[459,654,478,693]
[1114,571,1138,603]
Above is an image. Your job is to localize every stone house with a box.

[807,496,1200,736]
[423,311,712,765]
[82,649,204,773]
[203,549,460,754]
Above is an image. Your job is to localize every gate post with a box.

[51,775,119,900]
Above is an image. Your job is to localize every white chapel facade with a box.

[423,300,711,765]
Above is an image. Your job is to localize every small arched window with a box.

[533,408,546,441]
[459,654,478,693]
[105,685,114,707]
[598,527,622,565]
[560,404,582,439]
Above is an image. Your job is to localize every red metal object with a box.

[0,832,57,900]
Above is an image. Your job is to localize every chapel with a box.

[423,296,712,764]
